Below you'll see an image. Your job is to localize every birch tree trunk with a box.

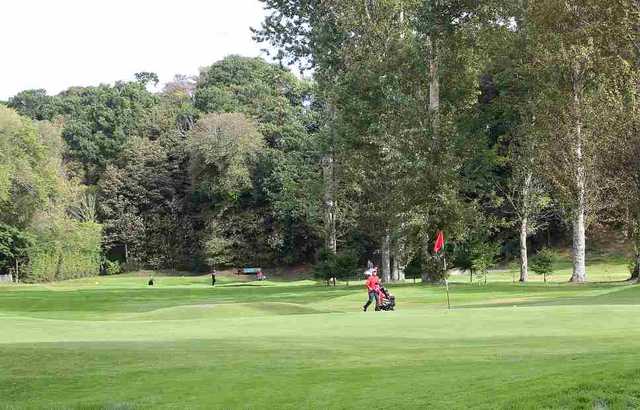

[392,238,406,281]
[381,231,391,283]
[322,153,337,254]
[570,81,587,283]
[571,200,587,282]
[392,257,400,282]
[519,170,532,282]
[519,216,529,282]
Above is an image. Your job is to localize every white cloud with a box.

[0,0,273,99]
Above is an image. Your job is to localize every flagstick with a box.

[444,253,451,310]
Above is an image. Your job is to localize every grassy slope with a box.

[1,260,639,409]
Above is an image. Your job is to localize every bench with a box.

[237,267,262,275]
[236,267,266,281]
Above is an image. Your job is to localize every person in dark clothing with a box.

[211,269,217,286]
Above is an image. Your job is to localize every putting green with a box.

[1,273,639,409]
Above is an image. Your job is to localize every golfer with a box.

[363,267,380,312]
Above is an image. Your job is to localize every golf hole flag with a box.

[434,230,445,254]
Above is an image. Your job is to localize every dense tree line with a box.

[254,0,640,283]
[1,0,639,283]
[2,56,325,279]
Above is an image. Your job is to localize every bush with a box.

[453,240,499,284]
[26,219,102,282]
[423,255,446,282]
[471,243,500,285]
[102,259,122,276]
[404,255,423,283]
[314,248,359,286]
[531,248,554,282]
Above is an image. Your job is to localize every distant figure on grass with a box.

[363,267,380,312]
[211,269,217,286]
[148,277,154,286]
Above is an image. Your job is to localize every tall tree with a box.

[528,0,636,282]
[187,112,267,266]
[195,56,323,264]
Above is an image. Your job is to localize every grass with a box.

[1,258,639,409]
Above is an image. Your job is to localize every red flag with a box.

[433,230,445,254]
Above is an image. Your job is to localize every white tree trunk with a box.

[392,257,399,281]
[519,216,528,282]
[392,238,406,281]
[322,154,337,254]
[570,77,587,283]
[519,170,532,282]
[571,203,587,283]
[381,232,391,283]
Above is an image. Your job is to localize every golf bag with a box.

[377,286,395,311]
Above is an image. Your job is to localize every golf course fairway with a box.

[1,272,639,409]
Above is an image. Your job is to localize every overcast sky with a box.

[1,0,273,100]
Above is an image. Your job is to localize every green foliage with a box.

[531,247,555,282]
[192,56,323,266]
[102,259,121,276]
[7,89,59,121]
[4,0,638,282]
[454,240,500,284]
[9,82,160,182]
[134,72,159,87]
[98,136,194,270]
[404,255,423,283]
[188,112,264,201]
[203,222,232,269]
[333,250,359,285]
[0,106,103,282]
[26,217,102,282]
[471,243,500,285]
[0,223,33,274]
[314,248,358,285]
[0,107,62,227]
[423,255,447,283]
[62,82,159,181]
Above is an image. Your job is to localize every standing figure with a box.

[211,269,217,286]
[362,268,380,312]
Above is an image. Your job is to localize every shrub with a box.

[314,248,359,286]
[531,248,555,282]
[404,255,423,283]
[26,219,102,282]
[102,259,122,276]
[471,243,500,285]
[423,255,446,282]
